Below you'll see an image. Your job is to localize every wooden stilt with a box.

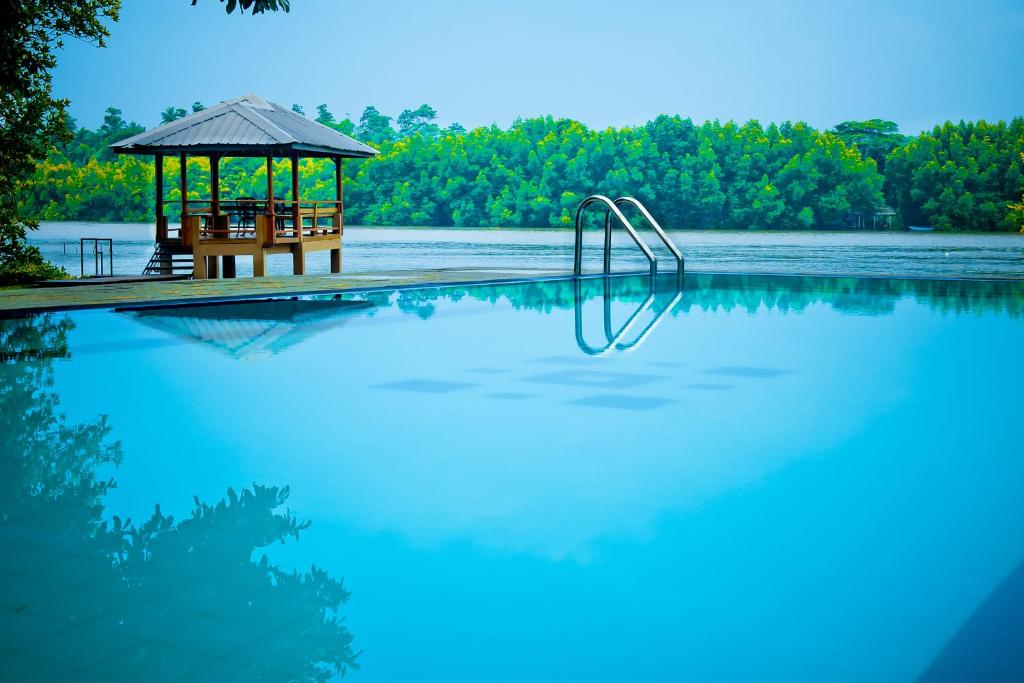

[207,255,220,279]
[222,255,236,278]
[292,244,305,275]
[193,249,207,279]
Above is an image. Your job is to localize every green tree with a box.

[191,100,205,112]
[29,103,1024,233]
[291,103,305,116]
[66,106,144,163]
[160,106,188,123]
[0,0,120,285]
[315,103,335,125]
[832,119,908,173]
[1008,153,1024,233]
[885,119,1024,231]
[356,106,396,145]
[397,104,440,138]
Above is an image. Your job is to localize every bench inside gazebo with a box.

[111,94,378,279]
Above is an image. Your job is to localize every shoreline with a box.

[27,220,1024,236]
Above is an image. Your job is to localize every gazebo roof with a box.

[110,94,378,158]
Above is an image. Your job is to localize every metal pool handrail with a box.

[573,195,657,277]
[613,197,684,279]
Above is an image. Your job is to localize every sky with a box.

[53,0,1024,134]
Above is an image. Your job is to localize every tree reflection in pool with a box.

[0,314,359,682]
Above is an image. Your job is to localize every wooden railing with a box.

[163,199,343,246]
[272,200,343,241]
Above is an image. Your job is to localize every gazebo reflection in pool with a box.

[120,296,375,361]
[111,94,378,280]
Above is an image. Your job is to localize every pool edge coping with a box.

[2,267,1023,318]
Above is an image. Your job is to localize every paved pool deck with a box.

[0,268,574,316]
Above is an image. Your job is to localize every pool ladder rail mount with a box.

[573,195,684,279]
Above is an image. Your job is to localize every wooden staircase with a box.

[142,242,194,278]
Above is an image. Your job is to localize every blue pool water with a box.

[2,272,1024,682]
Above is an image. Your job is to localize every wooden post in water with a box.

[155,153,164,242]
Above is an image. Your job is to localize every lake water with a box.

[29,221,1024,279]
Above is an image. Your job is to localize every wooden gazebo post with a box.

[210,152,235,278]
[266,156,276,244]
[179,152,187,231]
[291,152,304,275]
[208,153,221,278]
[331,156,342,273]
[155,153,164,241]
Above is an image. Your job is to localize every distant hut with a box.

[873,207,897,230]
[111,94,378,279]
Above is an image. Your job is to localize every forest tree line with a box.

[18,104,1024,232]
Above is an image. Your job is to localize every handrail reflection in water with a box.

[574,275,684,356]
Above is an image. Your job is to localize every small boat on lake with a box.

[908,226,935,232]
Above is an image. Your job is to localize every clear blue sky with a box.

[53,0,1023,134]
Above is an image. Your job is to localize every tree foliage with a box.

[1009,153,1024,233]
[832,119,909,173]
[16,103,1024,233]
[21,107,893,230]
[160,105,188,123]
[884,119,1024,231]
[0,0,120,284]
[191,0,291,14]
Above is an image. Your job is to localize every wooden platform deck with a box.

[0,268,572,316]
[35,274,192,288]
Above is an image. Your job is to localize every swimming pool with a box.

[2,272,1023,682]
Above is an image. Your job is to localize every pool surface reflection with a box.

[2,273,1023,682]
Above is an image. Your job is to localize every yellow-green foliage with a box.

[885,119,1024,231]
[18,114,1024,231]
[1009,152,1024,233]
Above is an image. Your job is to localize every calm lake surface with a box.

[30,221,1024,279]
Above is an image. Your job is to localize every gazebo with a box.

[111,94,378,279]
